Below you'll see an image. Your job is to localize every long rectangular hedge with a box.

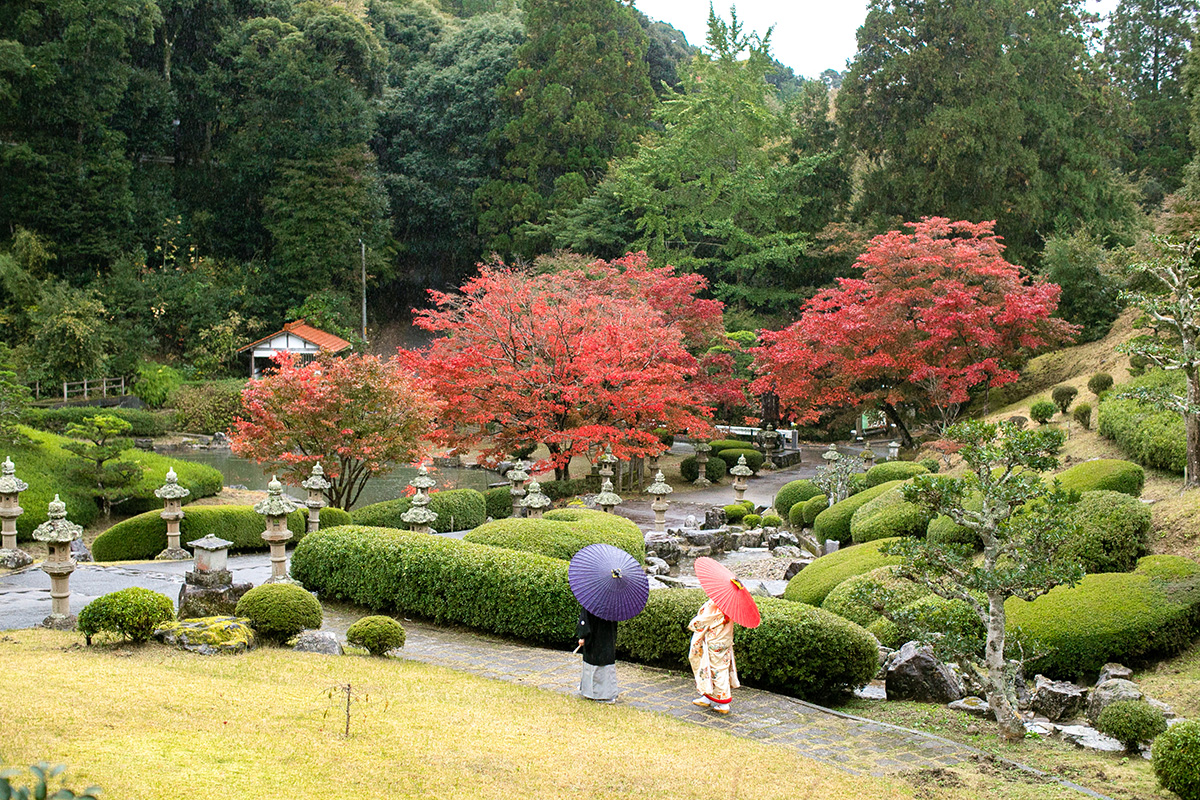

[1097,369,1187,475]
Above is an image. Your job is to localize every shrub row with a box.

[864,461,928,488]
[483,486,513,520]
[774,479,822,516]
[782,537,904,606]
[349,489,487,532]
[22,406,170,437]
[715,448,764,473]
[1051,458,1144,498]
[539,479,587,501]
[801,494,828,526]
[867,594,986,652]
[820,565,929,628]
[707,439,754,452]
[92,503,350,561]
[1097,369,1187,475]
[614,588,880,702]
[849,484,932,543]
[812,480,903,544]
[464,508,645,563]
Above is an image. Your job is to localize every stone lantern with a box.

[506,460,530,518]
[860,446,876,467]
[401,489,438,534]
[0,456,31,569]
[730,455,753,503]
[757,425,779,470]
[598,447,617,483]
[179,534,250,618]
[646,471,672,533]
[255,476,299,584]
[301,463,331,533]
[521,480,551,519]
[33,495,82,629]
[887,440,902,461]
[693,442,712,487]
[595,479,622,514]
[154,467,192,561]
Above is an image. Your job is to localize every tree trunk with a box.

[880,402,914,448]
[547,443,570,481]
[982,593,1025,741]
[1186,371,1200,489]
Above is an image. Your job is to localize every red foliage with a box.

[230,351,436,509]
[753,218,1077,435]
[399,257,717,476]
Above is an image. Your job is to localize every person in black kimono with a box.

[575,607,618,701]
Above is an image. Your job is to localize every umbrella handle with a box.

[572,643,582,654]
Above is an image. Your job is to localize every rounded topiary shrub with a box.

[850,484,933,543]
[917,458,940,474]
[802,494,829,526]
[1154,719,1200,800]
[925,514,982,549]
[715,448,764,473]
[463,508,644,562]
[1030,400,1058,424]
[350,488,487,532]
[1064,490,1151,573]
[483,487,513,520]
[234,583,322,642]
[707,439,752,453]
[1073,402,1093,430]
[743,513,762,528]
[813,480,903,545]
[724,503,748,523]
[774,479,822,516]
[864,461,928,488]
[1052,384,1079,414]
[77,587,175,645]
[346,615,406,656]
[1096,700,1167,751]
[679,455,727,483]
[1089,372,1114,397]
[615,588,879,702]
[782,538,904,606]
[788,501,807,529]
[761,513,783,528]
[820,566,930,628]
[868,594,985,652]
[1052,458,1144,498]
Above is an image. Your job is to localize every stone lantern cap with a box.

[694,442,712,453]
[190,534,233,552]
[521,480,551,509]
[155,467,191,500]
[730,455,754,477]
[409,464,437,491]
[505,460,530,483]
[254,476,299,517]
[0,457,28,494]
[594,479,622,508]
[822,445,841,462]
[646,471,673,496]
[598,448,618,466]
[401,489,439,525]
[32,495,82,543]
[301,462,332,492]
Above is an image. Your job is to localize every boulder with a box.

[701,508,727,530]
[884,642,965,704]
[683,530,722,550]
[70,538,92,562]
[1147,697,1178,719]
[644,534,684,565]
[178,581,252,620]
[722,530,745,551]
[739,529,764,548]
[683,545,712,558]
[1032,675,1089,722]
[782,561,807,581]
[0,548,32,570]
[293,630,343,656]
[1058,724,1124,752]
[1087,679,1144,723]
[771,545,804,559]
[767,531,800,551]
[949,696,994,719]
[154,617,256,655]
[643,556,670,576]
[1097,663,1133,684]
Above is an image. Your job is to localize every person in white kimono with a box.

[688,598,739,714]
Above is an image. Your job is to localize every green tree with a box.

[839,0,1137,265]
[889,420,1082,741]
[1040,230,1121,342]
[0,348,32,444]
[63,414,143,515]
[20,280,112,384]
[477,0,656,257]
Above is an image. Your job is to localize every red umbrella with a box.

[694,556,761,628]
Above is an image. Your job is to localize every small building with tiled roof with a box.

[237,320,353,378]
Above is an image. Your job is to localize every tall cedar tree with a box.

[476,0,656,258]
[753,218,1077,445]
[838,0,1136,265]
[399,254,719,478]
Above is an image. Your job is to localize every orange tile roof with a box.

[237,319,353,353]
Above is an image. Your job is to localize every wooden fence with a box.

[29,376,130,402]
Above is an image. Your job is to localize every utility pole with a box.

[359,238,368,343]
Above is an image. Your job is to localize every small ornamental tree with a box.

[399,257,716,477]
[63,414,143,515]
[885,420,1083,741]
[231,352,435,509]
[753,218,1077,446]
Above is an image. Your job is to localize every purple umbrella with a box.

[568,543,649,622]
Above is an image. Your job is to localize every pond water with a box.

[164,448,503,508]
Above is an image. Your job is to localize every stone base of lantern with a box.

[42,612,77,630]
[155,546,192,561]
[185,568,233,588]
[692,476,711,488]
[178,580,252,619]
[263,574,302,586]
[0,547,32,569]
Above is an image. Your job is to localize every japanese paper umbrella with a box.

[568,543,649,622]
[694,556,761,628]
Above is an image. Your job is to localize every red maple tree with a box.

[231,351,436,509]
[399,256,717,478]
[753,218,1077,445]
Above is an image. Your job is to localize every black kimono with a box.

[575,608,618,700]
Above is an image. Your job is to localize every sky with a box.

[632,0,1123,80]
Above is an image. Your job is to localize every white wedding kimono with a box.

[688,599,739,703]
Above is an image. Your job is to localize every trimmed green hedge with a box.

[850,484,933,543]
[820,565,929,628]
[924,490,983,549]
[235,583,322,642]
[782,538,904,606]
[774,479,822,516]
[864,461,928,488]
[1098,370,1187,475]
[1063,490,1151,574]
[92,504,350,561]
[724,504,748,523]
[117,450,225,515]
[1007,555,1200,679]
[483,487,513,520]
[680,454,727,483]
[615,588,879,702]
[78,586,175,644]
[1051,459,1144,498]
[463,508,645,563]
[708,439,753,452]
[291,525,579,643]
[23,406,170,437]
[1154,720,1200,800]
[813,480,903,544]
[540,479,586,501]
[868,594,986,652]
[346,615,406,655]
[715,448,764,473]
[802,494,829,526]
[350,489,487,532]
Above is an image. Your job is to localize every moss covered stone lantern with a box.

[692,442,712,487]
[595,479,622,514]
[506,459,530,518]
[647,470,672,533]
[154,467,192,561]
[33,495,82,628]
[301,462,331,533]
[521,479,551,519]
[598,447,617,483]
[730,455,753,503]
[0,456,31,569]
[255,476,299,584]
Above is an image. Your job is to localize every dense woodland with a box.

[0,0,1196,388]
